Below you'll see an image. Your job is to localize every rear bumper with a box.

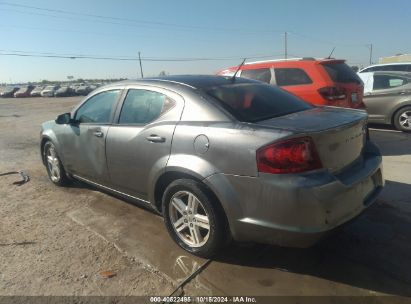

[204,141,384,247]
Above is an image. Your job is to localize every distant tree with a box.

[351,66,359,72]
[158,71,168,76]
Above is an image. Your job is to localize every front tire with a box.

[393,106,411,132]
[43,141,70,186]
[162,179,228,258]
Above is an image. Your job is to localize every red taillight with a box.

[257,137,323,174]
[318,86,346,102]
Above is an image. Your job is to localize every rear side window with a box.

[204,83,312,122]
[373,75,408,90]
[274,68,312,86]
[323,63,362,84]
[118,89,175,124]
[241,68,271,84]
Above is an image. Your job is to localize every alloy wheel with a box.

[46,146,61,182]
[399,110,411,130]
[169,191,211,247]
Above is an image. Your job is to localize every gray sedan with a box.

[40,75,384,257]
[360,71,411,132]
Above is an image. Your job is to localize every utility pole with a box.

[138,51,144,78]
[284,31,288,60]
[366,44,373,65]
[369,43,373,65]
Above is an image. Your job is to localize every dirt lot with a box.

[1,97,411,297]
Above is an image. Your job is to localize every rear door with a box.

[105,86,184,200]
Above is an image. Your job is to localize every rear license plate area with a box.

[351,92,358,103]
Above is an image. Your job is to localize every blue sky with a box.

[0,0,410,83]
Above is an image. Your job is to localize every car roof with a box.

[359,62,411,72]
[116,75,256,90]
[219,58,345,73]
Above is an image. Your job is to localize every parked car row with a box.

[217,58,411,132]
[0,83,99,98]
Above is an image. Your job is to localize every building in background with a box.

[379,54,411,63]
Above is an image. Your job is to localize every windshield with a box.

[323,63,362,84]
[203,83,312,122]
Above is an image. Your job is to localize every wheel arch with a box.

[152,169,231,234]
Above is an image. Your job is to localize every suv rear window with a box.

[274,68,312,86]
[323,63,362,84]
[203,83,312,122]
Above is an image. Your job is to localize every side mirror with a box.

[55,113,72,124]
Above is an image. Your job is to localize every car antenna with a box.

[231,58,247,82]
[327,47,336,59]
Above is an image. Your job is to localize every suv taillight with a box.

[257,137,323,174]
[318,86,346,102]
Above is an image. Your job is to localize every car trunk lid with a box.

[256,107,368,173]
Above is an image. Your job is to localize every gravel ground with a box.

[0,97,173,296]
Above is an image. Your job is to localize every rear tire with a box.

[162,179,228,258]
[393,106,411,132]
[43,141,70,186]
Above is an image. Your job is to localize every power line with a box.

[0,49,285,62]
[0,2,374,49]
[0,2,283,34]
[288,31,367,48]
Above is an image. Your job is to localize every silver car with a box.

[359,71,411,132]
[40,75,384,257]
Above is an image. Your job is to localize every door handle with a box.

[93,130,104,137]
[146,135,166,143]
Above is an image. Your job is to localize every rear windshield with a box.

[323,63,362,84]
[203,83,312,122]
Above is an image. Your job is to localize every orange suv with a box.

[217,58,365,109]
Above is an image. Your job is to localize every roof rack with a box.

[245,58,302,65]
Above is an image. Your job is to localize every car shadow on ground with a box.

[66,178,411,296]
[369,124,411,157]
[214,180,411,296]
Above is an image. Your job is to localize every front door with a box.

[60,89,122,184]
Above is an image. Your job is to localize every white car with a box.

[41,85,60,97]
[359,62,411,73]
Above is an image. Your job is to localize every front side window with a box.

[75,90,120,123]
[274,68,312,86]
[118,89,175,124]
[241,68,271,84]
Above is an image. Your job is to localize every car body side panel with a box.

[364,84,411,124]
[169,121,293,177]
